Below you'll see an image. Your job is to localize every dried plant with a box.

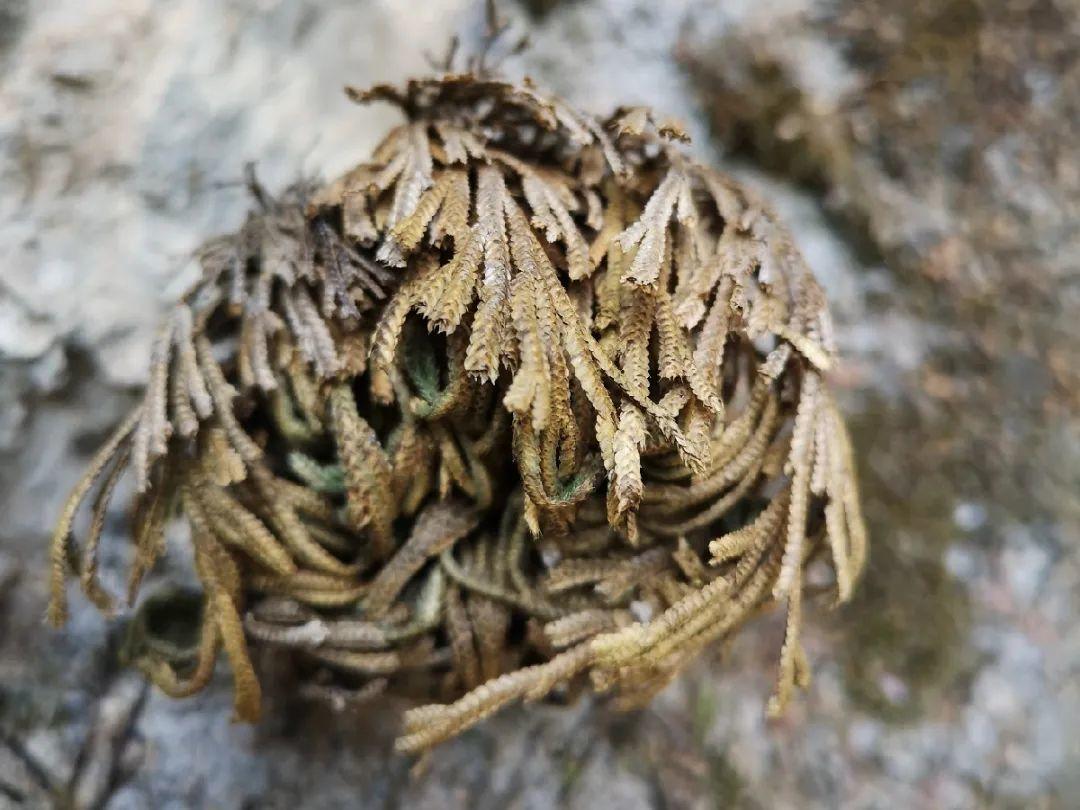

[48,70,866,753]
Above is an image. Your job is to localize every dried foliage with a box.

[48,72,866,752]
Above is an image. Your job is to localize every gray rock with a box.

[1,0,1076,807]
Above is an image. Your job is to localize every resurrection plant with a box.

[48,72,866,753]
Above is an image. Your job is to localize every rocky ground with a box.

[1,1,1077,807]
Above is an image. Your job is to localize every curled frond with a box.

[50,72,865,754]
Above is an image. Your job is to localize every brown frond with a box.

[49,71,865,755]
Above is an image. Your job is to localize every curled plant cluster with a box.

[49,74,866,753]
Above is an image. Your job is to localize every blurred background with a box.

[0,0,1077,807]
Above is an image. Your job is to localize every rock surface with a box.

[1,0,1076,807]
